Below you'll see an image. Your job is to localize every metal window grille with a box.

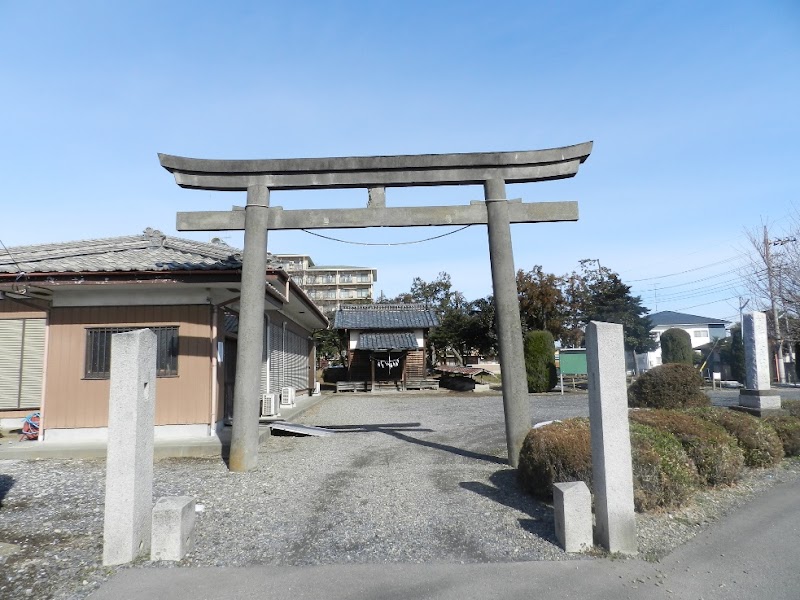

[85,326,179,379]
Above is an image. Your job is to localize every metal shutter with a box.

[259,322,269,395]
[269,322,283,394]
[19,319,45,407]
[0,320,23,409]
[0,319,45,409]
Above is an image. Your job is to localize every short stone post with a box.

[739,311,781,414]
[102,329,157,566]
[553,481,593,553]
[151,497,196,561]
[586,321,637,555]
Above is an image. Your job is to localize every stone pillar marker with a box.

[586,321,637,555]
[739,311,781,413]
[102,329,157,566]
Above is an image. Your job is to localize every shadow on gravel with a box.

[325,423,507,465]
[0,474,14,508]
[460,470,558,543]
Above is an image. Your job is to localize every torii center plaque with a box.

[159,142,593,471]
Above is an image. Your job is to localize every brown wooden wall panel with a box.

[405,350,425,378]
[0,299,47,319]
[44,305,213,429]
[0,409,33,418]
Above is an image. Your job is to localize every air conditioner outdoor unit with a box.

[260,393,279,417]
[280,386,296,407]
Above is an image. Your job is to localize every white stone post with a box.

[151,497,197,561]
[553,481,593,553]
[739,311,781,412]
[586,321,637,555]
[102,329,157,566]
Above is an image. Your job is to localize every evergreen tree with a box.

[524,330,557,392]
[660,328,693,365]
[569,260,656,353]
[730,325,745,383]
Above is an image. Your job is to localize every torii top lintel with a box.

[158,141,592,192]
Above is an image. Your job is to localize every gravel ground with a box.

[1,391,798,600]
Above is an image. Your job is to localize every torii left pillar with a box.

[229,185,269,472]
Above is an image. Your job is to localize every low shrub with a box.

[688,408,784,468]
[783,399,800,418]
[629,422,699,511]
[763,416,800,457]
[518,418,698,512]
[628,364,710,409]
[629,409,744,486]
[518,419,592,498]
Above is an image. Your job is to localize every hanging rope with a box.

[301,225,472,246]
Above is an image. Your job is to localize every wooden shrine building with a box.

[332,304,439,391]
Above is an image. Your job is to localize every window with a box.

[357,288,370,298]
[357,274,371,283]
[85,327,179,379]
[694,330,708,338]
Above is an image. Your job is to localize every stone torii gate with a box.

[159,142,592,471]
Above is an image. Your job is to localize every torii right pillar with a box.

[485,178,530,467]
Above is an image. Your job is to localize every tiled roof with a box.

[333,303,440,329]
[0,229,246,274]
[649,311,729,327]
[358,332,419,350]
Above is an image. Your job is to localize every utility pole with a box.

[765,226,786,384]
[738,297,750,328]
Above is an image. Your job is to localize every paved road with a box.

[90,476,800,600]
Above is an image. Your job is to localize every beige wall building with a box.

[0,230,327,441]
[272,254,377,315]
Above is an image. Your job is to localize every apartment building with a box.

[272,254,377,314]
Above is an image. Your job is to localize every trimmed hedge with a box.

[518,418,698,512]
[629,422,699,511]
[524,330,558,393]
[518,419,592,498]
[763,416,800,457]
[688,408,784,467]
[660,328,694,365]
[783,400,800,419]
[628,364,710,409]
[629,409,744,486]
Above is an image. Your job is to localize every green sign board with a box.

[559,349,587,375]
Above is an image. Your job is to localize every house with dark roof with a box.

[332,303,439,390]
[638,310,730,371]
[0,228,327,443]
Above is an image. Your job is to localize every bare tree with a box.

[741,217,800,383]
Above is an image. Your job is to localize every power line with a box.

[626,255,745,283]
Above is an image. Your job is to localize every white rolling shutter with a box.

[19,319,45,407]
[0,318,45,409]
[0,320,23,409]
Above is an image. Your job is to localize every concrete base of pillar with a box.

[739,389,781,415]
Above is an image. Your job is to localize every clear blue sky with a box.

[1,1,797,323]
